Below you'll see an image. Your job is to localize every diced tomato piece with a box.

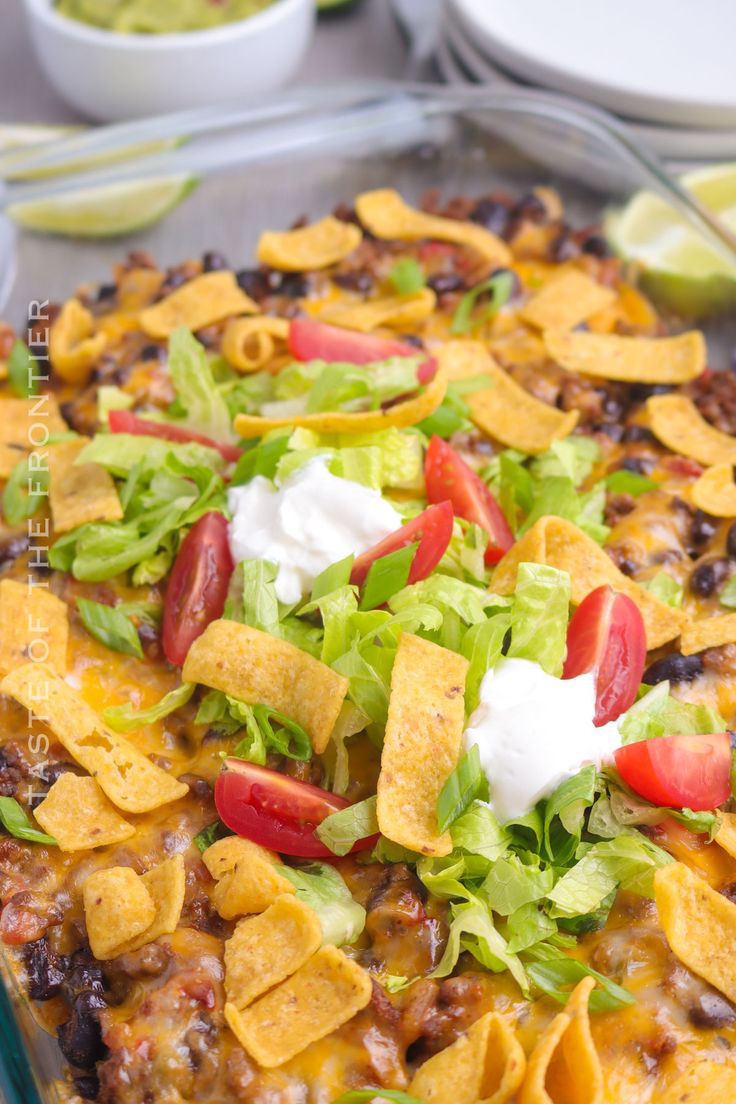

[614,733,731,811]
[108,409,242,464]
[288,318,436,382]
[562,586,646,726]
[350,501,454,589]
[215,760,377,858]
[662,455,704,479]
[424,436,513,565]
[162,512,233,666]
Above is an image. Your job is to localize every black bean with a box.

[160,269,189,294]
[235,268,270,300]
[593,422,624,442]
[427,272,466,296]
[470,198,511,237]
[139,343,164,362]
[0,533,30,568]
[581,233,613,258]
[690,557,731,597]
[722,881,736,905]
[24,939,67,1001]
[727,521,736,560]
[57,991,106,1069]
[689,992,736,1030]
[202,250,228,272]
[95,283,117,302]
[602,396,624,419]
[622,425,657,445]
[332,270,374,294]
[397,333,423,349]
[630,383,674,402]
[277,272,309,299]
[691,509,718,546]
[511,192,546,222]
[621,457,648,475]
[72,1074,100,1101]
[548,228,578,263]
[643,653,704,685]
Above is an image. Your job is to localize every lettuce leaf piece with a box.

[239,559,281,636]
[480,854,554,917]
[315,796,378,857]
[417,853,481,902]
[278,862,365,946]
[77,434,224,477]
[430,895,528,993]
[97,385,133,422]
[542,766,598,866]
[619,681,726,745]
[641,571,684,608]
[168,327,234,443]
[605,469,658,496]
[530,437,601,485]
[331,1091,424,1104]
[437,746,489,833]
[526,957,634,1013]
[231,432,291,486]
[506,563,570,677]
[390,574,506,632]
[461,613,511,713]
[547,833,673,918]
[589,780,721,840]
[104,682,195,732]
[503,902,557,953]
[274,358,422,414]
[450,801,510,862]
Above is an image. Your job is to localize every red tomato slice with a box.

[162,511,234,666]
[424,436,513,565]
[288,318,436,383]
[215,760,378,858]
[614,733,731,811]
[562,586,646,726]
[349,501,454,589]
[108,409,242,464]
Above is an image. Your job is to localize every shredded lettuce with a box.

[315,796,378,856]
[430,895,528,993]
[450,801,510,862]
[278,862,365,947]
[641,571,684,608]
[76,434,224,478]
[104,682,195,732]
[168,327,234,443]
[506,563,570,677]
[271,358,423,415]
[547,834,673,918]
[619,681,726,745]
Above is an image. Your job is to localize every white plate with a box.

[449,0,736,129]
[442,9,736,163]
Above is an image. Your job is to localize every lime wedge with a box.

[605,163,736,317]
[0,124,81,152]
[7,174,199,238]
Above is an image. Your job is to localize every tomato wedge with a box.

[424,436,513,565]
[288,319,436,383]
[562,586,646,726]
[614,733,731,811]
[108,409,242,464]
[162,512,234,666]
[350,501,454,589]
[215,759,378,858]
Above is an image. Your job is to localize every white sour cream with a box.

[464,657,621,824]
[227,457,403,605]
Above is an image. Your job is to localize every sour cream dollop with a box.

[227,457,403,605]
[464,657,621,824]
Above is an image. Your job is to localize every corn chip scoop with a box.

[491,517,684,650]
[202,834,297,920]
[140,271,257,338]
[48,297,108,384]
[233,367,447,440]
[655,862,736,1006]
[316,288,436,333]
[647,394,736,466]
[182,619,348,754]
[377,633,469,857]
[221,316,290,373]
[655,1060,736,1103]
[0,394,67,478]
[82,855,185,960]
[0,579,68,678]
[690,462,736,517]
[545,329,705,384]
[355,188,511,268]
[519,978,603,1104]
[437,341,578,454]
[34,775,135,851]
[0,662,188,813]
[519,269,616,332]
[48,436,122,533]
[409,1010,526,1104]
[256,216,362,272]
[681,611,736,655]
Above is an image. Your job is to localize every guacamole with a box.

[56,0,276,34]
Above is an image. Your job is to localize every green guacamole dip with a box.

[56,0,276,34]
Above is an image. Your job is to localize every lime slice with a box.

[605,163,736,317]
[7,174,199,238]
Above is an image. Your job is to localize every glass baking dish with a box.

[0,81,735,1104]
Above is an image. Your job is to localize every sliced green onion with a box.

[0,797,56,846]
[310,553,355,602]
[104,681,195,732]
[359,542,417,611]
[2,456,48,525]
[437,744,489,832]
[77,597,144,659]
[388,257,426,295]
[7,340,38,399]
[527,958,635,1013]
[450,270,515,335]
[605,469,658,496]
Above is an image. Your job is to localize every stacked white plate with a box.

[439,0,736,162]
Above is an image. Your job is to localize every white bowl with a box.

[21,0,315,123]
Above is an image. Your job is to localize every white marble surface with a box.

[0,0,409,123]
